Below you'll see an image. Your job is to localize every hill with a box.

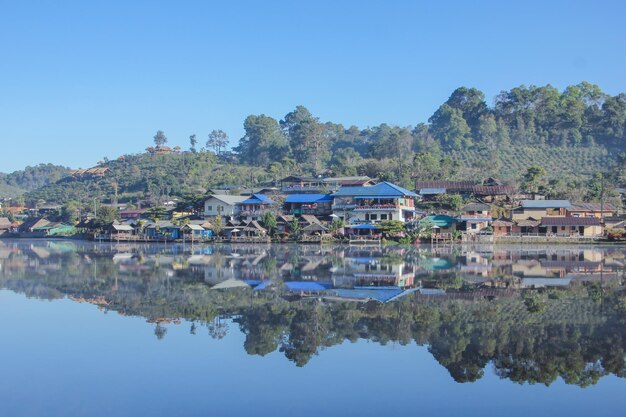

[0,164,71,199]
[12,82,626,208]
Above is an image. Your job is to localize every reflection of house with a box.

[332,182,419,224]
[203,195,247,219]
[512,200,571,221]
[541,217,603,237]
[332,258,415,288]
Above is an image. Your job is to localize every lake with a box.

[1,240,625,417]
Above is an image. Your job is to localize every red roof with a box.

[541,217,601,226]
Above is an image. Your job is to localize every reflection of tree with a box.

[208,316,228,340]
[2,241,626,386]
[154,324,167,340]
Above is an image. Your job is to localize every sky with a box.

[1,0,625,172]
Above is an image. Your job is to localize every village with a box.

[1,174,624,245]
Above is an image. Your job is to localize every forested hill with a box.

[0,164,71,199]
[13,82,626,206]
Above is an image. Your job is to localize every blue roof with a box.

[521,200,571,209]
[284,194,333,204]
[333,181,418,198]
[351,224,379,230]
[240,193,275,205]
[285,281,331,291]
[420,188,446,195]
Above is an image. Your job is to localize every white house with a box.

[332,181,420,224]
[203,195,248,219]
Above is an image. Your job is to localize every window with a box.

[370,214,377,221]
[207,205,213,211]
[380,214,387,220]
[471,223,477,230]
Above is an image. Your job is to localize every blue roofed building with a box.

[284,194,334,217]
[236,194,276,221]
[332,181,419,225]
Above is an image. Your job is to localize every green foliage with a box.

[153,130,167,147]
[94,206,119,228]
[378,220,405,236]
[261,211,277,236]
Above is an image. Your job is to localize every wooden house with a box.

[540,217,603,237]
[566,203,617,219]
[511,200,572,221]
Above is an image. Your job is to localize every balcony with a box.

[282,184,339,193]
[353,204,399,211]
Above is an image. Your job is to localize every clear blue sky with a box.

[1,0,625,172]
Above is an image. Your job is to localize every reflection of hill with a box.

[0,240,625,387]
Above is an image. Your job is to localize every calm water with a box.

[1,240,625,417]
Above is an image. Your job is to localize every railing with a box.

[353,204,399,211]
[282,185,339,193]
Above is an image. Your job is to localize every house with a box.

[420,215,458,234]
[0,217,12,235]
[31,222,75,236]
[144,221,182,239]
[604,216,626,230]
[332,181,419,225]
[566,203,617,219]
[181,223,211,240]
[414,178,515,202]
[492,218,515,236]
[540,217,603,237]
[107,222,135,239]
[460,203,492,234]
[284,194,334,217]
[203,195,248,219]
[236,194,276,221]
[119,209,147,220]
[511,200,572,221]
[18,217,50,233]
[280,175,375,194]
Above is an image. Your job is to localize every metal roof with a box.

[284,194,333,203]
[541,217,601,226]
[419,188,446,195]
[521,200,572,209]
[333,181,418,198]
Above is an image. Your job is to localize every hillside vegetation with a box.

[8,82,626,207]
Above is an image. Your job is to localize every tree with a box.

[428,104,472,150]
[93,206,119,228]
[521,165,546,194]
[211,215,223,236]
[289,217,302,240]
[236,115,289,165]
[153,130,168,147]
[281,106,330,172]
[207,130,229,155]
[378,220,405,237]
[445,87,488,134]
[261,211,277,236]
[189,134,197,153]
[59,201,80,224]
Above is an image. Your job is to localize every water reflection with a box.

[1,240,625,386]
